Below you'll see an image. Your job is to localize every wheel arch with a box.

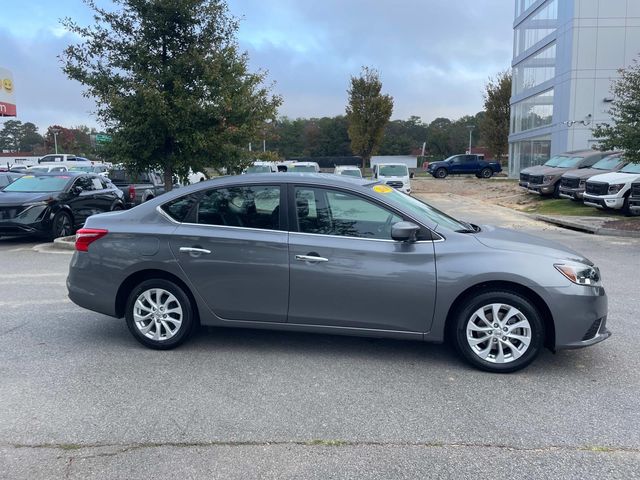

[115,269,200,324]
[443,280,555,350]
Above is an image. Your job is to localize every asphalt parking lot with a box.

[1,193,639,479]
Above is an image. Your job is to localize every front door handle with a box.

[179,247,212,255]
[295,254,328,263]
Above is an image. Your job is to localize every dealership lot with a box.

[1,194,639,479]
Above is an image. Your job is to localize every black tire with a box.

[622,193,632,216]
[144,195,154,203]
[452,290,544,373]
[112,204,123,211]
[125,279,195,350]
[435,168,448,179]
[50,211,73,240]
[480,168,492,179]
[552,182,560,198]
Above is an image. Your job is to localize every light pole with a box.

[52,128,60,154]
[466,125,474,154]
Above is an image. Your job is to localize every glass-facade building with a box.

[508,0,640,177]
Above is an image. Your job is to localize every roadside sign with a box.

[95,134,112,144]
[0,67,16,117]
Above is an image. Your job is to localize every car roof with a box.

[29,171,97,178]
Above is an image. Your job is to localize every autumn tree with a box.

[479,71,511,162]
[61,0,281,190]
[345,67,394,168]
[593,59,640,163]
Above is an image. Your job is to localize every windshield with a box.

[3,175,70,193]
[620,162,640,174]
[246,166,272,173]
[544,155,570,167]
[593,155,623,170]
[290,165,316,172]
[338,169,362,177]
[69,166,93,172]
[379,165,408,176]
[556,156,584,168]
[370,184,468,232]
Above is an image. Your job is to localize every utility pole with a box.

[466,125,474,154]
[52,128,61,154]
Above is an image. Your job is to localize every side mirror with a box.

[71,186,83,195]
[391,221,420,242]
[409,172,415,179]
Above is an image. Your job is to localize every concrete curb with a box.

[52,235,76,251]
[534,214,640,238]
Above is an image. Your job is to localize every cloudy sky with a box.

[0,0,514,132]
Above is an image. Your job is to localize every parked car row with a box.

[520,150,640,215]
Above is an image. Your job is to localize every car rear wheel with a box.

[453,290,544,373]
[125,279,195,349]
[435,168,447,179]
[50,211,73,240]
[480,168,492,178]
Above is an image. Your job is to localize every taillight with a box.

[75,228,108,252]
[128,185,135,201]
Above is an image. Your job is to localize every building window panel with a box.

[513,43,556,95]
[509,135,551,176]
[511,89,554,134]
[514,0,558,57]
[516,0,540,17]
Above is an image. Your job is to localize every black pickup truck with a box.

[109,169,166,208]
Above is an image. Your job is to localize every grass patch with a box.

[522,199,616,217]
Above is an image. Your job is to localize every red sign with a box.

[0,101,16,116]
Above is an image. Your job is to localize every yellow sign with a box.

[373,184,393,194]
[0,67,16,116]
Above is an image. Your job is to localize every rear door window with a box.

[195,185,281,230]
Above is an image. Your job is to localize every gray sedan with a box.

[67,174,609,372]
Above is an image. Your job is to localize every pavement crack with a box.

[7,440,640,458]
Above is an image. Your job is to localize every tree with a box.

[593,59,640,163]
[345,67,394,168]
[479,71,511,162]
[0,120,45,152]
[61,0,281,190]
[19,123,45,152]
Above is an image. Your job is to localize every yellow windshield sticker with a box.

[373,184,393,194]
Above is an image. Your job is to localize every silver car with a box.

[67,174,609,373]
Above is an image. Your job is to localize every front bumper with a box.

[0,210,51,237]
[544,283,610,349]
[629,198,640,213]
[583,194,624,210]
[528,183,555,195]
[559,187,585,200]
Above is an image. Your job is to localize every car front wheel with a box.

[435,168,448,179]
[125,279,195,349]
[50,211,73,240]
[480,168,492,178]
[453,290,544,373]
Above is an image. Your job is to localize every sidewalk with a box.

[534,214,640,238]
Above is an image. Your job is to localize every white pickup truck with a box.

[583,162,640,215]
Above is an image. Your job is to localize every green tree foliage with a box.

[479,71,511,162]
[0,120,44,152]
[61,0,281,190]
[265,116,351,158]
[379,116,428,155]
[593,59,640,163]
[346,67,394,168]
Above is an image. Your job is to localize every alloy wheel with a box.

[133,288,183,341]
[55,214,72,238]
[466,303,532,364]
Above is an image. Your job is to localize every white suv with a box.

[583,162,640,214]
[373,163,412,194]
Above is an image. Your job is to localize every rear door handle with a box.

[295,254,328,263]
[179,247,212,255]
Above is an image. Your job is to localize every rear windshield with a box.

[290,165,316,172]
[3,175,71,192]
[556,156,584,168]
[338,169,362,177]
[246,166,272,173]
[593,155,623,170]
[69,166,93,172]
[109,169,150,183]
[620,163,640,174]
[379,165,408,176]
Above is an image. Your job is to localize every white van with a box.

[38,154,90,164]
[372,163,412,194]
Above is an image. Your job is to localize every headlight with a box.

[608,183,625,194]
[555,263,601,286]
